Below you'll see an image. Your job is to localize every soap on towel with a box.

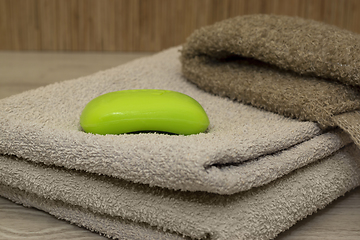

[0,47,351,195]
[0,45,359,240]
[181,14,360,147]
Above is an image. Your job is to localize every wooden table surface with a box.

[0,51,359,240]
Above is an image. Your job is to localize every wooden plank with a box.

[0,0,360,52]
[0,0,8,48]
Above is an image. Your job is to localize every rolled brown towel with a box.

[181,14,360,146]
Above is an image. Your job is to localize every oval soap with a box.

[80,89,210,135]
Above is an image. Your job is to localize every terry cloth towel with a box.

[1,144,360,240]
[181,14,360,147]
[0,47,359,239]
[0,47,353,195]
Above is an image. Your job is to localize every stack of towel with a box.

[1,15,360,240]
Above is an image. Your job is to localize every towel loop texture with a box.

[181,14,360,148]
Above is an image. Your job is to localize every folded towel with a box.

[1,143,360,240]
[0,47,352,195]
[181,14,360,147]
[1,46,359,239]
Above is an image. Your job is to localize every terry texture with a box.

[0,185,186,240]
[181,14,360,145]
[0,47,351,195]
[1,144,360,240]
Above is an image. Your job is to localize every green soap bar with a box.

[80,89,210,135]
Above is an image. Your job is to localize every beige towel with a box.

[0,47,351,194]
[1,144,360,239]
[0,47,359,239]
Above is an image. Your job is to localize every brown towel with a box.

[181,14,360,146]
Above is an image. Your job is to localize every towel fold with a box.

[0,43,359,239]
[1,143,360,240]
[0,184,186,240]
[181,14,360,146]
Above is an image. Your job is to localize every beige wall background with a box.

[1,0,359,52]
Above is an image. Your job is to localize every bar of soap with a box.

[80,89,210,135]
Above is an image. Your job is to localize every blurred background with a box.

[1,0,360,52]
